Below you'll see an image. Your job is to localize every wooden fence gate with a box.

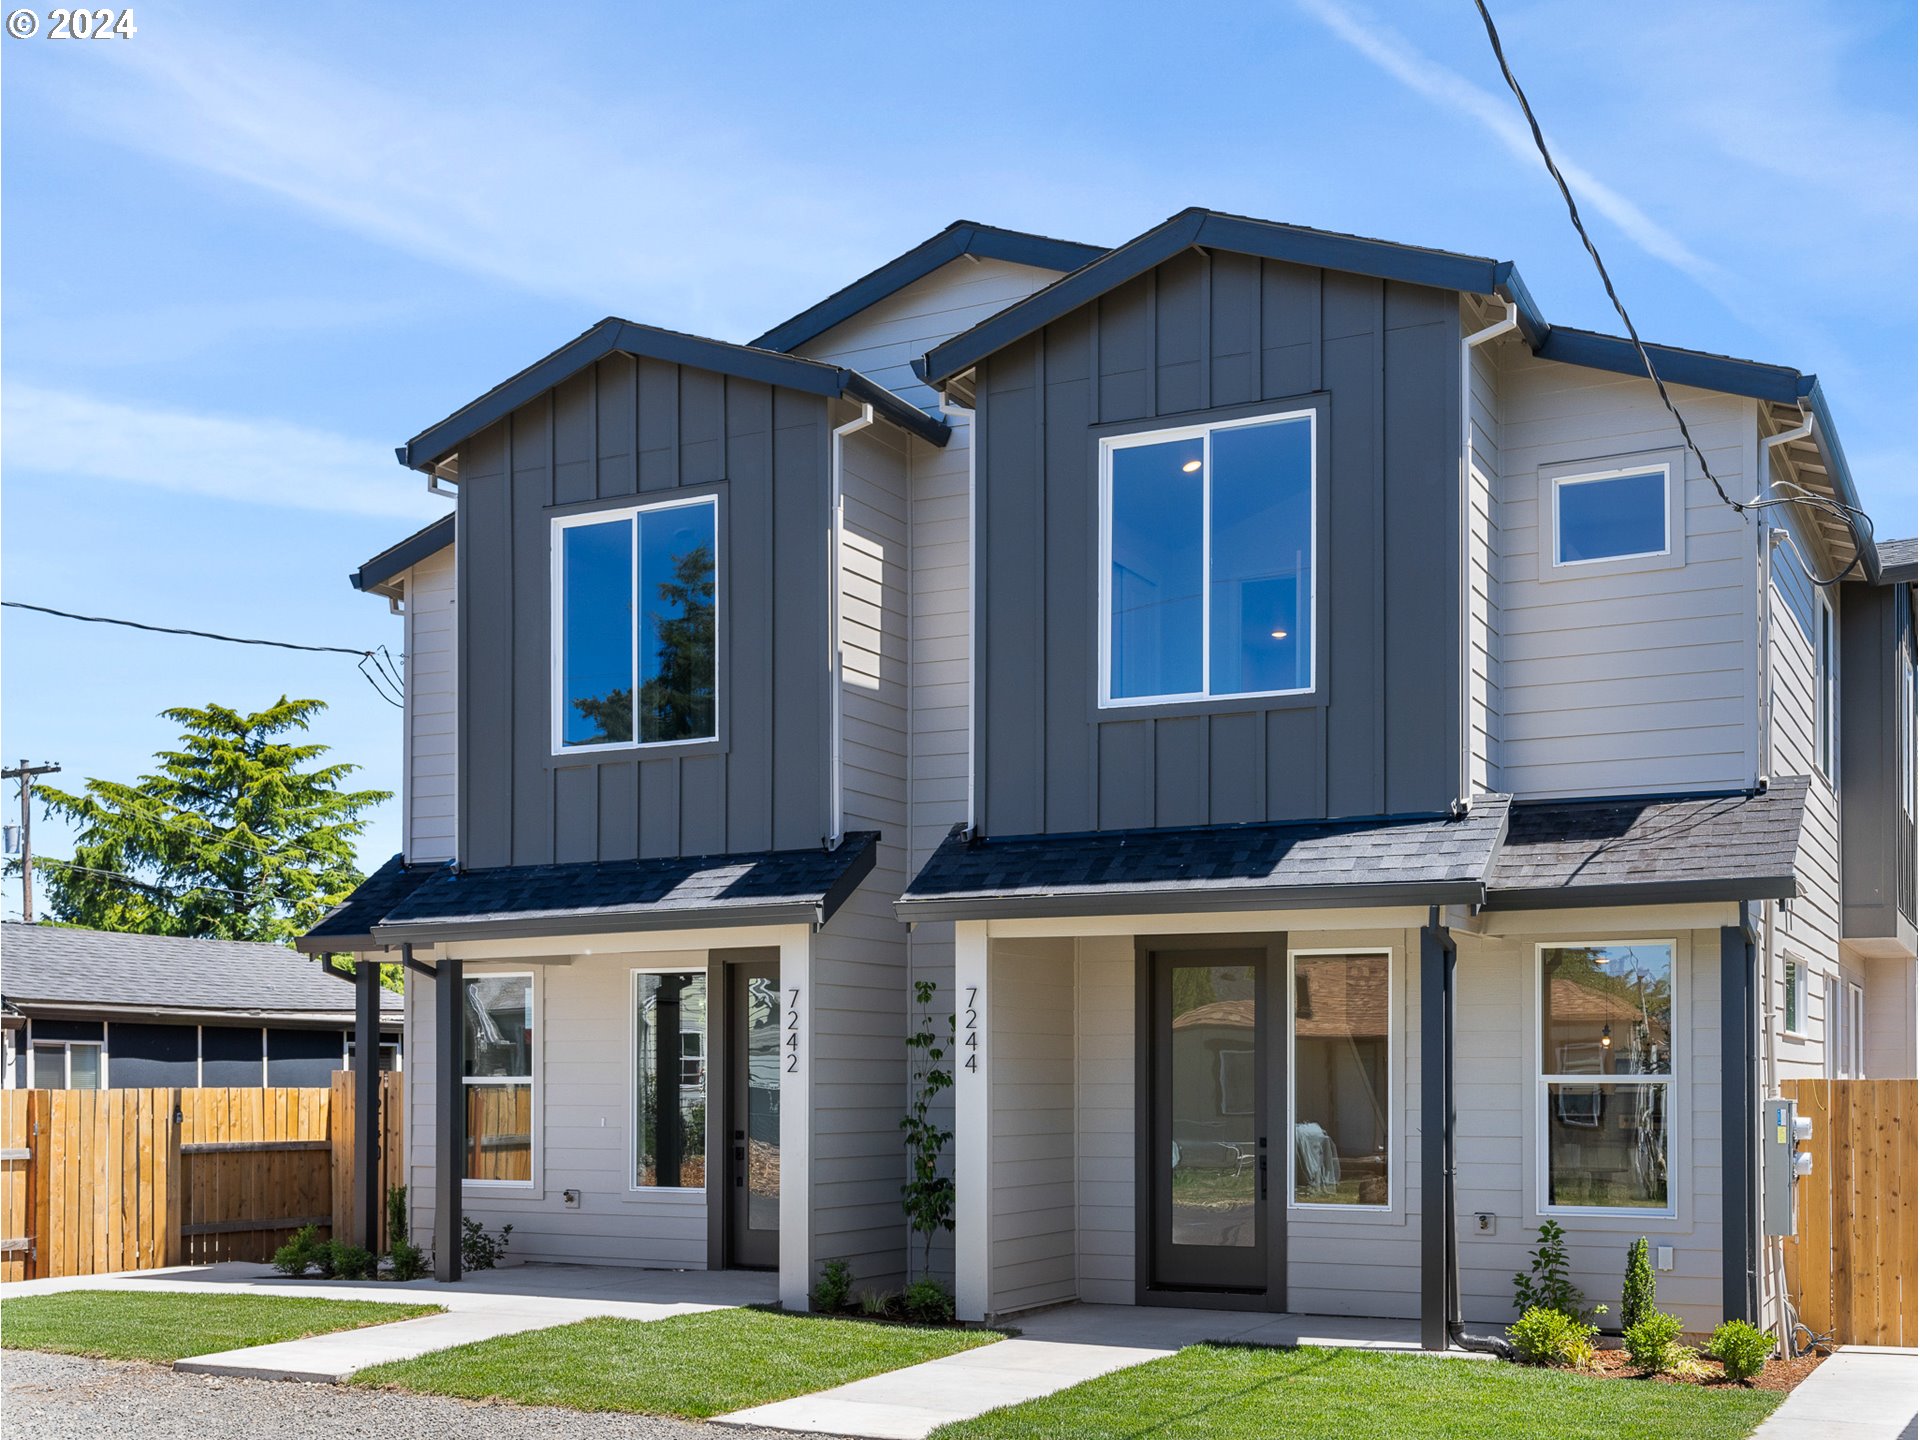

[0,1072,402,1280]
[1781,1078,1917,1347]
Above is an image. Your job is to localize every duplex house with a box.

[305,210,1915,1349]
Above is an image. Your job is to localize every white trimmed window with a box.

[1552,466,1671,566]
[1099,410,1316,706]
[31,1039,101,1090]
[1288,949,1393,1210]
[463,973,535,1185]
[1815,590,1837,779]
[1538,942,1675,1215]
[552,496,718,752]
[1783,958,1808,1037]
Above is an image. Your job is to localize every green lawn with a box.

[0,1290,443,1364]
[353,1308,1002,1418]
[930,1344,1783,1440]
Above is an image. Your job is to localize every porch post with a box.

[434,955,464,1283]
[776,929,812,1311]
[1419,919,1453,1352]
[952,921,991,1323]
[353,955,382,1252]
[1720,917,1760,1323]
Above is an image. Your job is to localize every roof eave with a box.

[1482,874,1799,911]
[350,513,456,594]
[894,879,1486,925]
[371,900,829,946]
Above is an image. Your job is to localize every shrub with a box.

[311,1237,339,1278]
[387,1237,427,1282]
[811,1258,852,1313]
[1623,1310,1686,1373]
[858,1288,894,1318]
[385,1184,410,1246]
[270,1224,325,1277]
[1508,1305,1599,1368]
[1621,1237,1656,1332]
[902,1277,955,1324]
[459,1217,513,1271]
[1512,1221,1604,1323]
[328,1242,376,1281]
[1706,1320,1772,1383]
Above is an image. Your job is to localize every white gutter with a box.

[939,393,978,833]
[827,403,876,848]
[1457,302,1519,813]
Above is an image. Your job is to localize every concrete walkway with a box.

[716,1303,1466,1440]
[1,1260,774,1383]
[1753,1348,1920,1440]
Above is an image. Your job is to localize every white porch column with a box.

[777,927,814,1310]
[953,920,992,1322]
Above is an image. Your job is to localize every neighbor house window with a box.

[1783,959,1807,1037]
[463,973,534,1184]
[1553,467,1669,566]
[1815,591,1836,779]
[1290,951,1392,1208]
[553,496,718,751]
[1539,943,1674,1213]
[1101,411,1315,705]
[634,971,707,1189]
[31,1040,101,1089]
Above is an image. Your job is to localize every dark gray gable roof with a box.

[896,801,1511,922]
[1871,536,1916,586]
[750,220,1106,355]
[364,832,879,945]
[399,319,949,474]
[351,513,454,594]
[295,853,452,953]
[1484,777,1810,910]
[2,922,397,1015]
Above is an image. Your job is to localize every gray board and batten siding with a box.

[970,247,1464,838]
[456,356,833,868]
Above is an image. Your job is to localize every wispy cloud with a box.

[1294,0,1727,290]
[4,385,439,521]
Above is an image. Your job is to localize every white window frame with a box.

[627,965,710,1196]
[461,969,538,1192]
[1535,939,1680,1220]
[1097,408,1318,709]
[1550,464,1672,569]
[1783,956,1809,1038]
[549,494,721,757]
[1814,587,1837,780]
[30,1037,104,1090]
[1286,946,1396,1215]
[1899,638,1914,819]
[1847,981,1866,1077]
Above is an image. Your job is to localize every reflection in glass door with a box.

[1148,945,1282,1301]
[728,962,780,1269]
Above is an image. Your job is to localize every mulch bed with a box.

[1584,1346,1827,1393]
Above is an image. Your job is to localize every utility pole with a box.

[3,760,61,923]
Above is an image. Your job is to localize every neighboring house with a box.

[2,923,401,1088]
[306,212,1916,1350]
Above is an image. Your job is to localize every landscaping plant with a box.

[270,1224,326,1277]
[328,1242,377,1281]
[903,1277,956,1324]
[384,1183,427,1280]
[459,1216,513,1271]
[811,1258,853,1313]
[1620,1237,1656,1332]
[858,1288,894,1318]
[900,978,956,1270]
[1705,1320,1772,1383]
[1512,1220,1604,1323]
[1623,1311,1687,1374]
[1507,1306,1600,1369]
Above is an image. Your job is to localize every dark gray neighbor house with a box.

[2,922,400,1089]
[308,210,1915,1350]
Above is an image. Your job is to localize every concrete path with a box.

[716,1303,1466,1440]
[2,1260,775,1383]
[1753,1348,1920,1440]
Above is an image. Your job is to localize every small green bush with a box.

[1623,1310,1686,1373]
[385,1184,410,1246]
[459,1216,512,1271]
[1512,1220,1604,1323]
[1621,1237,1656,1332]
[1706,1319,1772,1382]
[387,1237,427,1282]
[270,1224,325,1277]
[858,1288,894,1318]
[1508,1305,1599,1368]
[811,1258,852,1313]
[902,1277,955,1324]
[329,1242,376,1281]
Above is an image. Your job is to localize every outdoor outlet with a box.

[563,1189,581,1209]
[1656,1246,1674,1271]
[1473,1212,1495,1234]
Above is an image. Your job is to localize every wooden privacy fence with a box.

[1781,1077,1917,1347]
[0,1072,402,1281]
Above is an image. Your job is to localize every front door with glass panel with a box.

[727,961,781,1269]
[1146,943,1284,1304]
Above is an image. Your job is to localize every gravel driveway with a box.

[2,1350,855,1440]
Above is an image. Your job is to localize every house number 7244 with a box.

[963,985,979,1072]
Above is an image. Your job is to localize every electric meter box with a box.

[1761,1096,1812,1236]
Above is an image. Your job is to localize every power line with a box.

[37,793,362,870]
[35,857,256,903]
[1470,0,1874,587]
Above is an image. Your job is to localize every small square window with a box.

[1554,468,1669,566]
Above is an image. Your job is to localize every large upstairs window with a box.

[553,496,718,752]
[1100,411,1315,706]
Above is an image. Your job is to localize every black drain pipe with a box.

[1428,907,1515,1359]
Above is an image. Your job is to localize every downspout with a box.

[1457,303,1519,812]
[938,393,978,835]
[1758,412,1813,784]
[827,404,876,849]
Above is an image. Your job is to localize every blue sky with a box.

[3,0,1913,909]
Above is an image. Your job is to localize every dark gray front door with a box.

[727,961,780,1270]
[1145,940,1286,1305]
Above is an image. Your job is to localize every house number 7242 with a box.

[785,987,801,1073]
